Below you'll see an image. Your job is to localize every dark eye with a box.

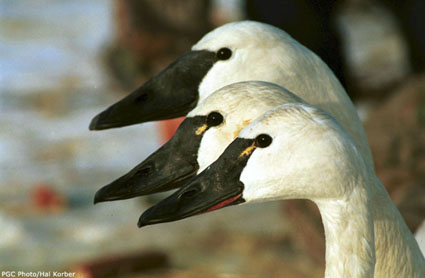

[216,48,232,60]
[206,111,224,127]
[254,134,272,148]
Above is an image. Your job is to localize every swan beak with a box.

[137,138,256,227]
[94,116,209,204]
[89,50,217,130]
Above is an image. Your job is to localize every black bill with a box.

[89,50,217,130]
[137,137,256,227]
[94,116,210,204]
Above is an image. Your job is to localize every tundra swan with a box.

[89,21,373,170]
[94,81,306,201]
[138,104,425,278]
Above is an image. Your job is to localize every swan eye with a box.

[206,111,224,127]
[216,48,232,60]
[254,134,272,148]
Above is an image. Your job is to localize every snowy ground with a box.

[0,1,292,274]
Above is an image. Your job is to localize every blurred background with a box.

[1,0,424,277]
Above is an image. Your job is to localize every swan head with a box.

[89,21,305,130]
[138,104,366,227]
[94,81,304,203]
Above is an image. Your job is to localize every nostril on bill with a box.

[135,166,153,177]
[134,92,149,103]
[180,188,199,200]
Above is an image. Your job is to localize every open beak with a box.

[137,137,256,227]
[89,50,217,130]
[94,116,209,204]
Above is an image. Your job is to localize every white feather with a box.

[238,104,425,278]
[187,83,424,277]
[191,21,373,169]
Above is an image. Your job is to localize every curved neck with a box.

[315,178,376,278]
[369,177,425,278]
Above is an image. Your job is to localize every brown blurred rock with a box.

[283,200,325,266]
[105,0,211,90]
[365,74,425,232]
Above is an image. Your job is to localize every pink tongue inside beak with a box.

[206,194,242,213]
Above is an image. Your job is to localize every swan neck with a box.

[315,177,376,278]
[369,177,425,277]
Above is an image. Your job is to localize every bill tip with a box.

[137,219,148,228]
[89,114,101,130]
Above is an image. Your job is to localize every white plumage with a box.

[186,82,425,277]
[192,21,373,168]
[96,20,425,277]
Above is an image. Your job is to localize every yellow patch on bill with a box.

[196,124,208,135]
[239,144,256,157]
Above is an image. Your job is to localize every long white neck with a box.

[315,178,376,278]
[315,176,425,278]
[369,177,425,278]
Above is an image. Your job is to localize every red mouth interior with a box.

[206,194,242,213]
